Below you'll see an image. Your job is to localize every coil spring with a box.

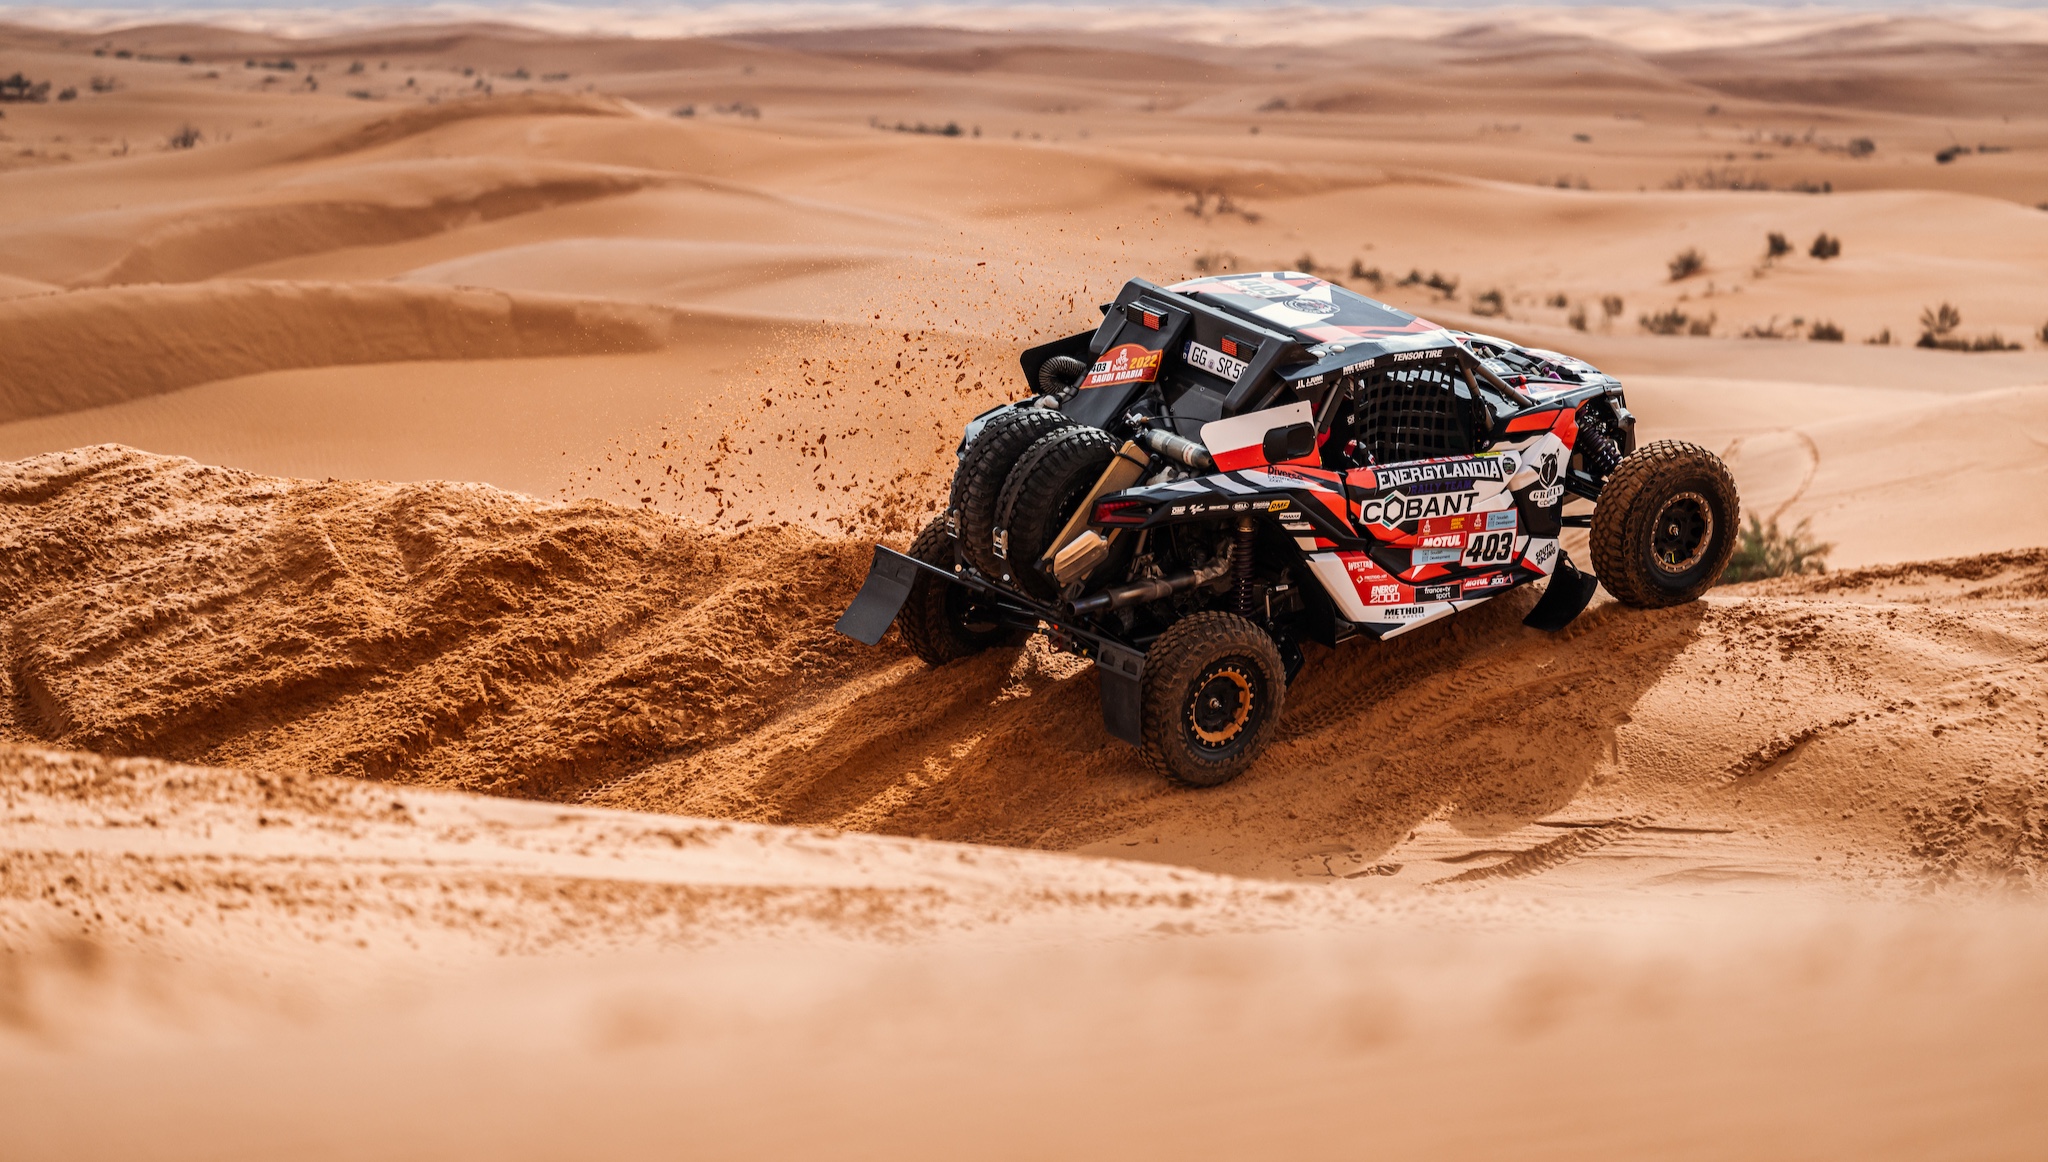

[1574,403,1625,480]
[1233,516,1258,619]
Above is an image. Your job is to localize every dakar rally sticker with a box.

[1417,512,1485,538]
[1082,343,1163,388]
[1416,584,1458,602]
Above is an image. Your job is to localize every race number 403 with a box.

[1184,341,1248,382]
[1461,528,1516,567]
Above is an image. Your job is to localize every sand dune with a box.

[5,447,2042,888]
[0,280,681,422]
[56,158,672,287]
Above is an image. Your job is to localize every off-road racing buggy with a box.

[838,271,1739,786]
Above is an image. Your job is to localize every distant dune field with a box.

[3,10,2048,1160]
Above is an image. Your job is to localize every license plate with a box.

[1185,341,1248,382]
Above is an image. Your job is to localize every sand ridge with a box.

[5,446,2043,888]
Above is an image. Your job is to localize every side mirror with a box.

[1262,422,1317,463]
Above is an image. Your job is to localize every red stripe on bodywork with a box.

[1505,408,1565,433]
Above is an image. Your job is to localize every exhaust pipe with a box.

[1137,428,1213,472]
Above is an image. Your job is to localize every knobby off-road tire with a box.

[896,518,1018,666]
[993,425,1119,600]
[951,406,1074,581]
[1589,439,1740,608]
[1139,612,1288,788]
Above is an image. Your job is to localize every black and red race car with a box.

[839,271,1739,786]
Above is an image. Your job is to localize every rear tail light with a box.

[1091,499,1149,526]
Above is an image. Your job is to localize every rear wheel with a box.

[951,406,1074,580]
[1139,612,1287,788]
[896,518,1018,665]
[1588,440,1740,608]
[993,425,1120,600]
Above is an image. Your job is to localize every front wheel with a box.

[897,518,1020,665]
[1588,440,1740,608]
[1139,612,1287,788]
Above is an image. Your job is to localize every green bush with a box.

[1720,515,1833,583]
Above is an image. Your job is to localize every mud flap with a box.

[1523,552,1599,633]
[834,546,923,645]
[1096,641,1146,746]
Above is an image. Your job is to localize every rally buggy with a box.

[838,271,1739,786]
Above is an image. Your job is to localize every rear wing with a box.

[1019,279,1312,438]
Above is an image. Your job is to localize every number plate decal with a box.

[1461,529,1517,567]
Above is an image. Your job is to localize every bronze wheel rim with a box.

[1186,664,1255,749]
[1651,490,1713,575]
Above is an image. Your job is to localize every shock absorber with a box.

[1233,515,1257,619]
[1573,402,1625,480]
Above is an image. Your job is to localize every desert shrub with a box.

[1846,137,1875,158]
[2038,320,2048,346]
[57,86,76,101]
[1936,145,1966,164]
[1600,295,1624,320]
[1641,307,1714,336]
[1567,303,1588,331]
[1347,259,1383,288]
[1808,320,1844,342]
[1742,317,1789,339]
[1721,515,1832,583]
[1399,270,1459,297]
[1191,252,1243,275]
[672,104,695,117]
[1471,288,1506,317]
[1546,292,1568,308]
[1668,247,1706,280]
[1865,327,1893,346]
[1914,304,2022,351]
[1766,232,1791,258]
[1809,233,1841,259]
[166,123,202,149]
[1921,333,2023,352]
[0,73,52,102]
[1920,302,1962,339]
[1666,168,1769,191]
